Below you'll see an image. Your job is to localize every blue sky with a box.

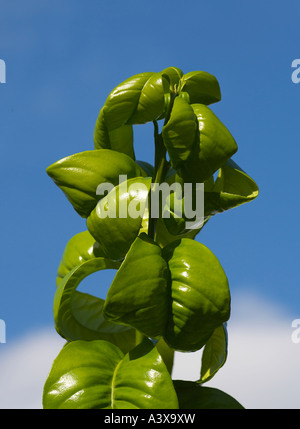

[0,0,300,408]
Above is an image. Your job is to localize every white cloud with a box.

[173,291,300,409]
[0,328,65,409]
[0,291,299,409]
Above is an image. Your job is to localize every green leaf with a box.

[129,72,170,124]
[46,149,142,217]
[92,68,185,160]
[103,233,170,339]
[173,380,244,409]
[204,159,259,217]
[162,97,198,170]
[56,230,101,287]
[163,239,230,352]
[161,160,258,236]
[103,235,230,353]
[54,231,135,352]
[178,71,221,105]
[199,323,228,384]
[94,108,135,159]
[180,104,238,183]
[101,72,154,130]
[160,66,183,92]
[97,71,171,132]
[43,339,179,409]
[86,177,152,260]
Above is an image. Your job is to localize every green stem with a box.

[148,121,170,240]
[147,121,175,375]
[153,121,169,182]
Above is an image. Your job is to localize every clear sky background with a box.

[0,0,300,409]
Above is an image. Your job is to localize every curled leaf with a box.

[178,70,221,105]
[54,231,135,353]
[162,97,198,169]
[178,104,238,183]
[46,149,142,217]
[86,177,152,260]
[204,159,259,217]
[198,323,228,384]
[94,109,135,159]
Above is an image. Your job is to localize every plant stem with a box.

[153,121,169,182]
[148,121,169,240]
[147,121,175,376]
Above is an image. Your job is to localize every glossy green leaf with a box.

[46,149,142,217]
[162,97,198,169]
[56,230,103,287]
[177,104,238,183]
[54,231,135,353]
[160,66,183,92]
[129,72,170,124]
[178,71,221,105]
[94,108,135,159]
[163,239,230,351]
[97,71,171,132]
[43,339,179,409]
[173,381,244,409]
[87,177,152,260]
[199,323,228,384]
[93,68,183,160]
[103,234,169,339]
[104,235,230,352]
[204,158,259,217]
[100,72,154,130]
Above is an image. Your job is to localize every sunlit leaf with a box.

[43,339,179,409]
